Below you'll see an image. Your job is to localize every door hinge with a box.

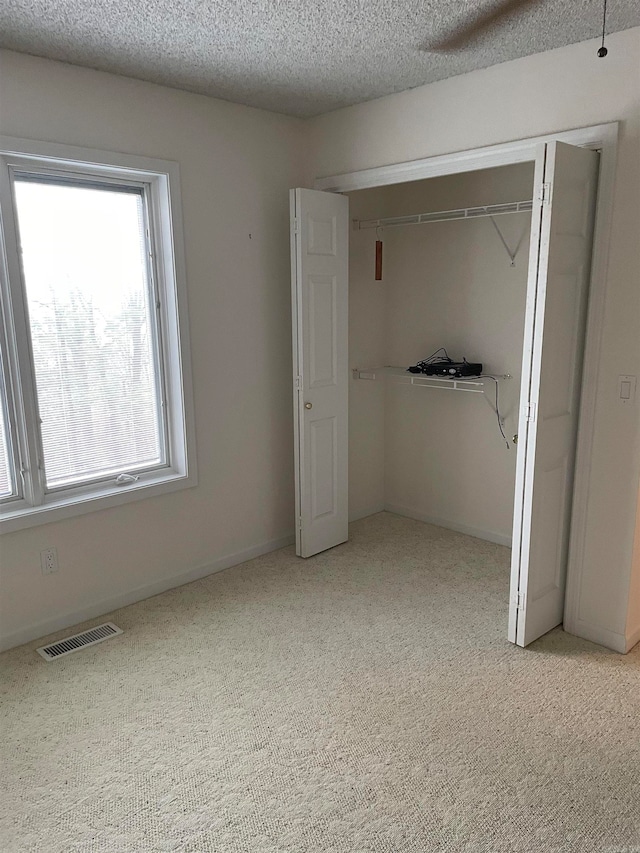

[525,401,537,422]
[515,591,526,611]
[295,375,302,390]
[293,217,300,234]
[539,182,551,205]
[298,516,303,530]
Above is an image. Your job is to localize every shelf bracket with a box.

[489,216,529,267]
[353,368,377,380]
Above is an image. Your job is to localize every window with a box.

[0,138,196,532]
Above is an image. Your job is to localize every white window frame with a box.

[0,137,197,533]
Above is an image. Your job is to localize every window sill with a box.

[0,469,197,534]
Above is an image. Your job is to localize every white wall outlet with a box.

[40,547,58,575]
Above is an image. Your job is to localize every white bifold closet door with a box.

[508,141,599,647]
[290,188,349,558]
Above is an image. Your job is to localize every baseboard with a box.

[0,532,295,653]
[625,623,640,653]
[565,619,628,654]
[384,504,512,547]
[349,503,385,523]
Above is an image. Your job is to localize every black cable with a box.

[421,347,452,364]
[410,347,453,372]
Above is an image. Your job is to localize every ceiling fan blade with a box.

[422,0,544,52]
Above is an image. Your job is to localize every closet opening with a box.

[347,163,534,549]
[291,129,609,648]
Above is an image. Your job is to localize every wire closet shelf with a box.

[352,366,510,393]
[353,199,533,230]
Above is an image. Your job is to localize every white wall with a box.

[379,165,532,543]
[307,28,640,651]
[0,50,305,650]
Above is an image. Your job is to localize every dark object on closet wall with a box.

[375,240,383,280]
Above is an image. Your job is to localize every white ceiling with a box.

[1,0,639,117]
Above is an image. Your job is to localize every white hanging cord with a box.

[478,374,509,449]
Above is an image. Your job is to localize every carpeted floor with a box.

[1,512,639,853]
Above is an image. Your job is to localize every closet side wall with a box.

[381,165,534,544]
[347,187,388,520]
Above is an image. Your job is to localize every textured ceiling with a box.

[1,1,639,117]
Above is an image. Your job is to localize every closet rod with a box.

[353,199,533,230]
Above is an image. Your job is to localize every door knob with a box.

[304,402,313,410]
[513,434,518,445]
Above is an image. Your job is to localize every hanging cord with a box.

[478,375,509,450]
[598,0,608,57]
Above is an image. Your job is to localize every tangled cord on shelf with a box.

[411,347,454,370]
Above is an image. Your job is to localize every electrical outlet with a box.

[40,547,58,575]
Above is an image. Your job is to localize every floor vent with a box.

[36,622,123,661]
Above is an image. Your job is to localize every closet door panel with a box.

[291,188,349,558]
[509,141,599,647]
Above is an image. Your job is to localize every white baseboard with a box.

[349,503,385,523]
[384,503,512,547]
[564,618,627,654]
[0,532,295,653]
[625,623,640,653]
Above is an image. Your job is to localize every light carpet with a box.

[1,512,639,853]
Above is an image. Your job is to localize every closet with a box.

[348,163,533,545]
[290,140,600,648]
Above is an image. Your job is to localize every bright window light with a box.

[13,178,166,490]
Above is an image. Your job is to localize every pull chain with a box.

[598,0,608,58]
